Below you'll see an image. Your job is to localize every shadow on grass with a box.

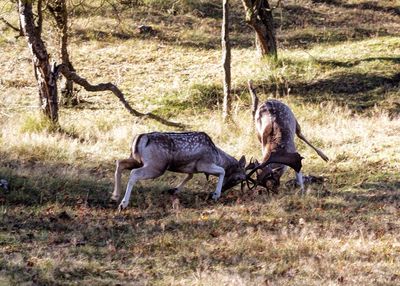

[0,256,120,286]
[279,27,392,49]
[275,2,398,48]
[72,25,253,50]
[311,0,400,16]
[70,1,399,51]
[316,57,400,68]
[1,159,399,284]
[155,66,400,116]
[0,159,113,208]
[0,154,225,211]
[246,68,400,114]
[344,181,400,203]
[291,72,400,111]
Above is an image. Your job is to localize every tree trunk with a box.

[241,0,277,59]
[222,0,231,121]
[48,0,77,106]
[19,1,59,122]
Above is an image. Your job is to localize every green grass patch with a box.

[20,114,58,134]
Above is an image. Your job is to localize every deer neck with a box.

[216,147,237,169]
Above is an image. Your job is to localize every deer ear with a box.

[267,150,303,173]
[239,155,246,168]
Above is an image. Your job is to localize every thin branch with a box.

[55,64,186,129]
[105,0,122,27]
[69,0,86,14]
[247,80,258,120]
[0,16,19,31]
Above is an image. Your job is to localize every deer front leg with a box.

[112,158,140,202]
[119,165,164,211]
[197,163,225,201]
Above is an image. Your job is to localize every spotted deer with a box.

[112,131,249,210]
[247,81,329,193]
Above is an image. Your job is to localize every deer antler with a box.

[245,150,303,191]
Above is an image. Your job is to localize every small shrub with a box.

[20,114,57,134]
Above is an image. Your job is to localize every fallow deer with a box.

[112,131,247,210]
[247,81,329,193]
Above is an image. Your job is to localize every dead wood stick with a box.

[55,64,185,128]
[247,80,258,120]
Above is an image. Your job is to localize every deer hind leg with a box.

[296,172,305,195]
[112,158,141,201]
[167,173,194,195]
[119,165,164,211]
[260,118,275,162]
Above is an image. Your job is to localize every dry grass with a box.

[0,0,400,285]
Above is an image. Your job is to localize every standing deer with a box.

[247,81,329,193]
[112,131,247,210]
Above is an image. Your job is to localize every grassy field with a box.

[0,0,399,285]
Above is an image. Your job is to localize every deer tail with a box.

[130,134,147,162]
[296,121,329,162]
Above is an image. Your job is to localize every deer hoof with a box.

[211,192,220,201]
[167,188,179,195]
[118,201,128,211]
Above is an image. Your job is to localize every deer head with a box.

[221,155,247,192]
[245,150,303,192]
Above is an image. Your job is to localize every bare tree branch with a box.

[0,16,20,32]
[105,0,122,27]
[55,64,185,128]
[0,14,23,38]
[68,0,86,14]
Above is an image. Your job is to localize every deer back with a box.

[255,100,298,154]
[131,132,221,172]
